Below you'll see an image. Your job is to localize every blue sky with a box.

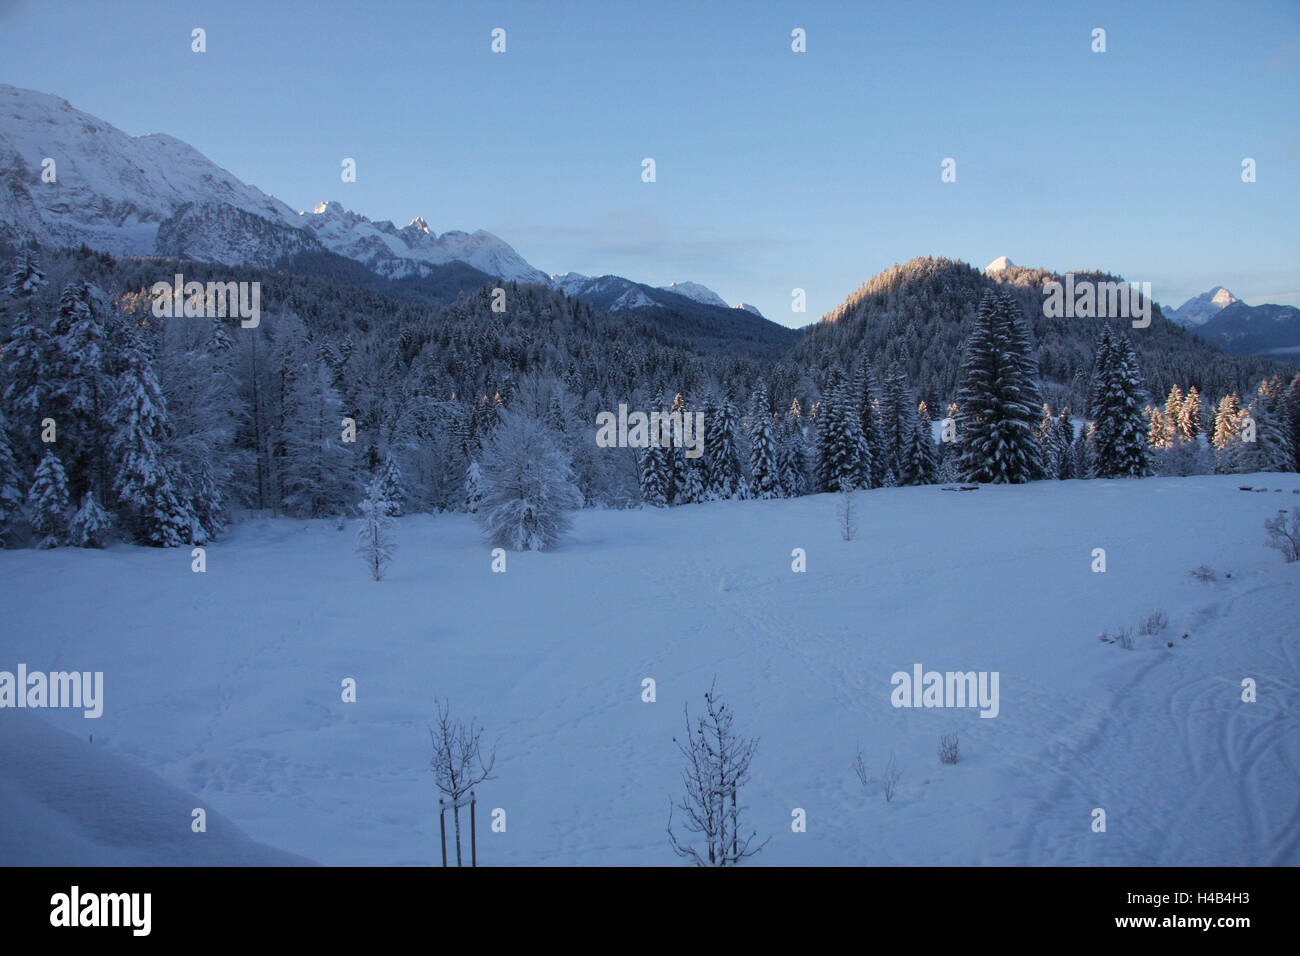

[2,0,1297,325]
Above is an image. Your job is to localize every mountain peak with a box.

[985,255,1015,273]
[1168,286,1241,327]
[658,281,730,309]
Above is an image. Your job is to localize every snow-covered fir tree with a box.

[0,410,23,546]
[703,399,743,500]
[954,291,1045,483]
[905,401,938,485]
[476,409,582,551]
[748,392,781,499]
[464,459,484,513]
[356,478,397,580]
[109,335,195,547]
[815,384,868,492]
[1055,407,1075,480]
[27,449,70,549]
[1089,328,1150,479]
[852,364,885,488]
[638,441,669,506]
[1211,393,1245,474]
[374,452,406,515]
[5,248,46,301]
[68,490,112,548]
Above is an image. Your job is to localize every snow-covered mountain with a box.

[658,280,729,309]
[546,272,757,317]
[1167,286,1240,327]
[0,84,545,282]
[0,84,770,313]
[985,255,1015,273]
[735,302,765,318]
[1188,300,1300,356]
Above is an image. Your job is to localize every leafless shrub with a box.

[1138,610,1168,635]
[853,747,902,802]
[938,731,960,765]
[1189,564,1216,583]
[1264,510,1300,563]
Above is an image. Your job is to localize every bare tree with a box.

[429,699,496,866]
[668,679,769,866]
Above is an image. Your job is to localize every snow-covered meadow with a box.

[2,474,1298,865]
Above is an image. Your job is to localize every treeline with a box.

[2,246,1297,551]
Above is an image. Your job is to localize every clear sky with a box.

[1,0,1297,325]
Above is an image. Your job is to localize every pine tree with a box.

[954,291,1045,483]
[852,365,885,488]
[905,401,938,485]
[878,362,913,481]
[704,399,743,500]
[1179,386,1204,443]
[109,338,195,547]
[464,459,484,513]
[748,394,781,499]
[69,490,112,548]
[5,249,47,300]
[1212,393,1244,474]
[375,452,406,515]
[815,384,868,492]
[27,449,70,548]
[0,410,23,546]
[356,478,397,580]
[1089,329,1150,478]
[1055,408,1075,479]
[778,418,809,496]
[639,442,669,506]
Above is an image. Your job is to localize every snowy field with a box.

[2,473,1298,866]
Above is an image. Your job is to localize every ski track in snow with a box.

[1,475,1298,865]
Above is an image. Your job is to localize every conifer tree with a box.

[905,401,938,485]
[375,452,406,515]
[356,478,397,580]
[852,365,885,488]
[1212,393,1244,474]
[748,394,781,499]
[1089,329,1150,478]
[0,410,23,546]
[27,449,70,548]
[464,460,484,513]
[954,291,1045,483]
[109,337,195,547]
[704,399,743,500]
[69,490,112,548]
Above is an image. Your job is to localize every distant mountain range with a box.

[0,84,760,321]
[1166,286,1300,356]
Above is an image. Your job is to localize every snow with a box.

[985,256,1015,273]
[0,710,309,865]
[1,474,1297,865]
[657,281,730,309]
[0,84,548,282]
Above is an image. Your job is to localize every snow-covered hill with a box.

[2,474,1296,865]
[0,711,311,865]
